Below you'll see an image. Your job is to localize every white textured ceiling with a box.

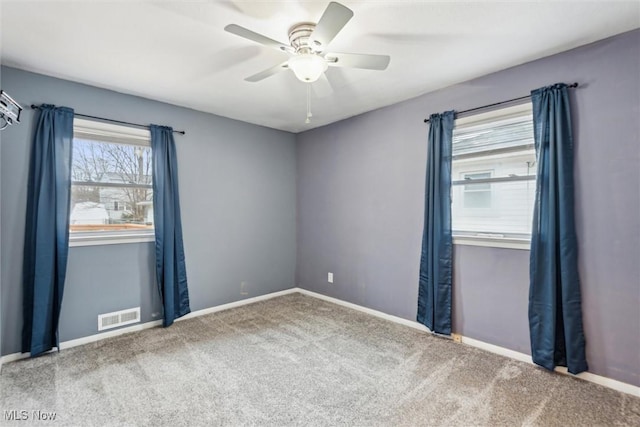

[1,1,639,133]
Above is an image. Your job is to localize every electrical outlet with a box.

[452,333,462,343]
[328,272,334,283]
[240,281,249,296]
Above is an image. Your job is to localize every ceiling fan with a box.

[224,2,391,84]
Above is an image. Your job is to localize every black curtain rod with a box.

[30,105,186,135]
[423,82,579,124]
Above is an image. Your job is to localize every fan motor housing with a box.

[288,23,319,53]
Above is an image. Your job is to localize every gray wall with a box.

[1,66,297,355]
[1,31,637,388]
[296,30,640,386]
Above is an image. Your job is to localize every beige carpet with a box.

[1,293,638,426]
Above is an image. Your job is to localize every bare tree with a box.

[71,142,108,204]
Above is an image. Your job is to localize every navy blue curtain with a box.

[150,125,190,327]
[22,105,74,356]
[417,111,455,335]
[529,84,587,374]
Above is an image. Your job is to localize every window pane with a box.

[72,138,152,185]
[70,186,154,232]
[452,180,535,237]
[71,137,153,233]
[451,105,535,239]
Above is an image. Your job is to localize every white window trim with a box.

[453,235,530,250]
[73,118,151,146]
[452,102,534,250]
[70,119,153,247]
[70,232,155,247]
[454,101,532,129]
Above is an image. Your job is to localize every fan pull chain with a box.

[305,84,312,124]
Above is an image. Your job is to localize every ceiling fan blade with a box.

[225,24,293,53]
[325,52,391,70]
[245,61,289,82]
[310,2,354,51]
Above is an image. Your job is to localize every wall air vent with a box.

[98,307,141,331]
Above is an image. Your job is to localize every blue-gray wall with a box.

[0,66,297,355]
[296,30,640,386]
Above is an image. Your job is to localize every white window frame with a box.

[69,118,154,247]
[451,102,534,250]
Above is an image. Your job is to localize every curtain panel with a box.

[22,104,74,356]
[417,111,455,335]
[150,125,191,327]
[529,83,588,374]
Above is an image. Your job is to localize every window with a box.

[70,118,154,246]
[462,171,492,208]
[451,103,535,249]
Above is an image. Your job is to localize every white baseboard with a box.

[296,288,431,333]
[459,335,532,364]
[460,335,639,397]
[2,286,637,397]
[63,320,163,349]
[178,288,298,321]
[0,287,298,366]
[0,319,164,364]
[296,288,640,397]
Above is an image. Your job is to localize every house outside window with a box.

[70,118,155,246]
[451,103,535,249]
[462,170,492,209]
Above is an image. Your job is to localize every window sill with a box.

[453,235,530,250]
[69,232,155,247]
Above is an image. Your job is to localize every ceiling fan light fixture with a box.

[288,54,328,83]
